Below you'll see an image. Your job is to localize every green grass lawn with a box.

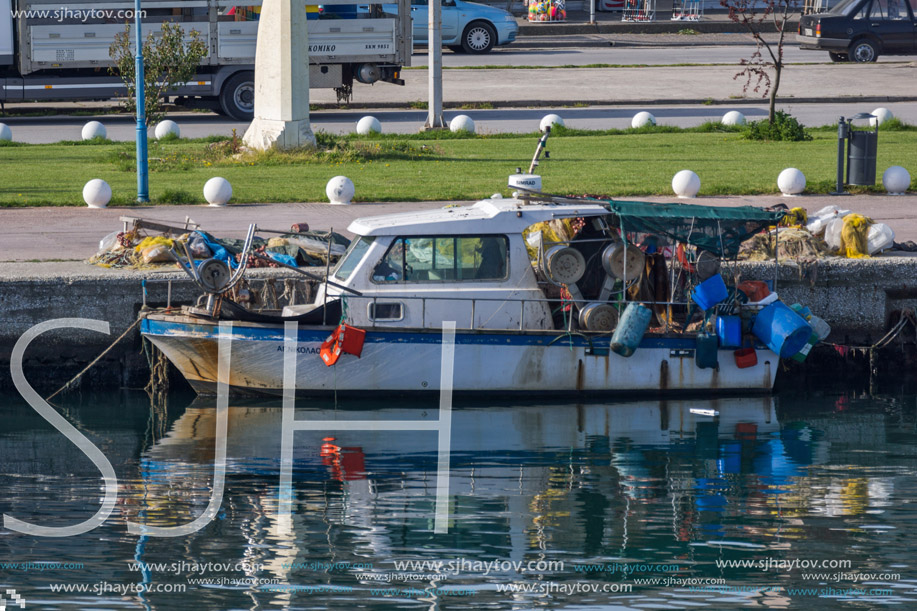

[0,128,914,207]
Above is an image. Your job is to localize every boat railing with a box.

[334,292,705,335]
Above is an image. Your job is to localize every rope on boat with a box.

[46,315,145,402]
[143,338,170,405]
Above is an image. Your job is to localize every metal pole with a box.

[590,0,596,24]
[424,0,445,129]
[830,116,848,196]
[134,0,149,202]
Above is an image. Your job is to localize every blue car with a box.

[387,0,519,53]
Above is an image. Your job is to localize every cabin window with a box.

[372,235,508,283]
[332,236,375,281]
[368,302,404,321]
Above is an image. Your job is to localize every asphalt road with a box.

[6,101,916,143]
[410,44,827,67]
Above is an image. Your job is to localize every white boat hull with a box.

[142,315,778,396]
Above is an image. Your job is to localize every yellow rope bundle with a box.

[838,214,873,258]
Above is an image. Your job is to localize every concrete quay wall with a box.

[1,257,915,393]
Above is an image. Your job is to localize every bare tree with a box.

[720,0,800,124]
[110,22,208,127]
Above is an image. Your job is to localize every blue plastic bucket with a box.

[691,274,728,311]
[752,301,812,358]
[715,315,742,348]
[610,303,652,358]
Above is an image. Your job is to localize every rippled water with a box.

[2,385,917,610]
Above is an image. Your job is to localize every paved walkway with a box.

[3,193,914,266]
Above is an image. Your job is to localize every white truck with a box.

[0,0,411,119]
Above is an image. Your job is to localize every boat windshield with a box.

[332,236,375,281]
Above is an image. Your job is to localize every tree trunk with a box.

[769,65,781,123]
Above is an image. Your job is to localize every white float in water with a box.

[672,170,701,198]
[870,107,894,127]
[326,175,355,205]
[777,168,806,196]
[83,179,112,208]
[155,120,180,140]
[450,114,476,134]
[0,123,11,141]
[82,121,107,141]
[631,111,656,128]
[356,116,382,135]
[882,165,911,195]
[204,177,232,207]
[722,111,746,126]
[539,114,564,132]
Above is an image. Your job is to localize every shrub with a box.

[742,111,812,142]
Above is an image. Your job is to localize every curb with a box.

[3,95,917,123]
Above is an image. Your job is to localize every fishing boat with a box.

[140,184,810,397]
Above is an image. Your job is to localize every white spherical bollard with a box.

[326,176,355,205]
[870,107,894,127]
[777,168,806,196]
[722,110,746,126]
[356,116,382,135]
[203,177,232,207]
[0,123,11,142]
[882,166,911,195]
[631,111,656,129]
[672,170,701,198]
[82,179,112,209]
[450,114,476,134]
[539,114,564,132]
[81,121,107,141]
[154,120,180,140]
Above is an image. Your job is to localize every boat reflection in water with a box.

[121,397,814,606]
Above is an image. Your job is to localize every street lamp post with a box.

[135,0,149,202]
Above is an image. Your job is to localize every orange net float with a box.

[675,243,696,273]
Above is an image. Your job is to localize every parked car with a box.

[381,0,519,53]
[797,0,917,62]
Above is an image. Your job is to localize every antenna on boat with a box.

[528,126,551,174]
[509,128,553,203]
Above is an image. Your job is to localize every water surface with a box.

[1,386,916,609]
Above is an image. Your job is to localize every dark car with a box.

[797,0,917,62]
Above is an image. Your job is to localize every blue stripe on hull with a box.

[141,317,699,350]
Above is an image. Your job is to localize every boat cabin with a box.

[289,198,612,331]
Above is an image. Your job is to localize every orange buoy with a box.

[320,324,366,366]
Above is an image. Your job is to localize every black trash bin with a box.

[846,114,878,186]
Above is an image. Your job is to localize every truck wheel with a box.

[461,22,496,54]
[829,52,846,62]
[220,72,255,121]
[849,39,878,63]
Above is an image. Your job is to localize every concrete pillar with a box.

[243,0,317,150]
[424,0,445,130]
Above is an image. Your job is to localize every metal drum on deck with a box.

[602,242,645,279]
[579,303,619,332]
[543,245,586,284]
